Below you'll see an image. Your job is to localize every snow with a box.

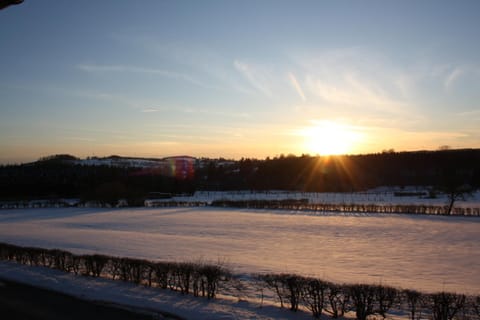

[0,207,479,294]
[0,261,313,320]
[75,157,163,168]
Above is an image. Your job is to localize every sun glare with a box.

[301,121,362,155]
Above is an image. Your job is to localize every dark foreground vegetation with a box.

[0,149,479,205]
[1,242,479,320]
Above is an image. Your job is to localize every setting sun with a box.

[300,121,363,155]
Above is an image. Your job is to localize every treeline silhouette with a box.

[0,154,195,203]
[217,149,480,192]
[1,242,479,320]
[0,149,479,203]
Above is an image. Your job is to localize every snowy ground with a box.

[0,261,313,320]
[0,207,479,294]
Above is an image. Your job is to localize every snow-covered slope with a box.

[75,157,163,168]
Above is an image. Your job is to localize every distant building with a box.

[163,156,196,180]
[128,155,196,180]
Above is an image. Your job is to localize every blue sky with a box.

[1,0,479,163]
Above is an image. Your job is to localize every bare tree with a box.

[260,273,305,311]
[437,164,474,215]
[325,283,350,318]
[431,292,466,320]
[443,183,473,215]
[349,284,376,320]
[302,278,329,318]
[374,285,398,318]
[473,296,480,318]
[404,289,424,320]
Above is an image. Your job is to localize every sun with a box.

[300,121,362,155]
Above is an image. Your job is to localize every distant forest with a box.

[0,149,479,202]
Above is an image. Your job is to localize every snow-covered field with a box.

[0,207,479,294]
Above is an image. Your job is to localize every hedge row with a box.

[211,199,480,216]
[1,242,479,319]
[2,199,479,216]
[258,273,480,320]
[144,201,208,207]
[0,242,229,299]
[0,200,72,209]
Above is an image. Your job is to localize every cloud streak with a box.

[110,36,258,95]
[77,64,210,89]
[288,48,421,120]
[306,72,409,115]
[234,60,273,97]
[288,73,306,101]
[444,66,465,89]
[141,108,160,113]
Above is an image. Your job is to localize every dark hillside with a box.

[0,149,478,202]
[196,149,480,192]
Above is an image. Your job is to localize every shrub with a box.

[259,273,305,311]
[175,262,195,295]
[70,254,84,275]
[83,254,109,277]
[403,289,425,320]
[116,257,147,283]
[325,283,350,318]
[472,296,480,318]
[153,261,171,289]
[199,263,230,299]
[349,284,376,320]
[301,277,329,318]
[50,249,73,272]
[374,284,398,318]
[431,292,466,320]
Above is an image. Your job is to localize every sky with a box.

[1,0,479,163]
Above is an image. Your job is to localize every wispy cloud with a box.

[306,72,409,115]
[290,48,418,118]
[141,108,160,113]
[233,60,273,97]
[110,35,257,95]
[444,66,465,89]
[455,109,480,118]
[288,72,306,101]
[77,64,211,89]
[182,107,250,119]
[61,136,97,142]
